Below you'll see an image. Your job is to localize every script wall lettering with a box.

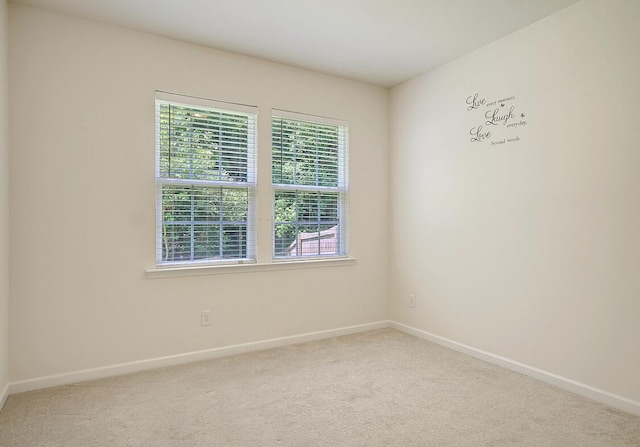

[465,93,528,146]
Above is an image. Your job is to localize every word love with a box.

[470,125,491,143]
[485,105,515,126]
[466,93,486,111]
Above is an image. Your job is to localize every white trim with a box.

[155,91,257,115]
[7,320,388,395]
[272,183,347,193]
[6,321,638,419]
[389,321,640,417]
[154,92,258,267]
[271,113,350,260]
[272,108,348,128]
[146,257,356,279]
[0,382,8,411]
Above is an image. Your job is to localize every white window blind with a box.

[155,92,257,266]
[272,112,349,259]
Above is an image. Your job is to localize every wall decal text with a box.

[466,93,527,146]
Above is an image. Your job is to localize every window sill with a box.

[146,257,357,279]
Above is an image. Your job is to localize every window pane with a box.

[274,189,341,258]
[319,194,338,222]
[274,190,296,224]
[222,225,247,259]
[297,192,319,223]
[156,94,256,266]
[274,223,296,256]
[272,118,340,187]
[193,225,221,260]
[162,224,192,262]
[272,113,347,259]
[159,104,250,182]
[162,186,197,222]
[161,185,248,262]
[222,188,249,222]
[276,224,340,257]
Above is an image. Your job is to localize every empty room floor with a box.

[1,329,639,446]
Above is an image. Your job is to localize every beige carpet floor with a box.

[1,328,639,446]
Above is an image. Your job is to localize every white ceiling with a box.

[10,0,581,87]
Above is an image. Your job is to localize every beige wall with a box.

[7,0,640,409]
[390,0,640,402]
[8,4,389,381]
[0,0,9,398]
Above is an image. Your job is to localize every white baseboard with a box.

[390,321,640,417]
[8,320,390,395]
[0,382,8,411]
[7,320,639,419]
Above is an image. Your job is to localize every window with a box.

[155,92,256,266]
[272,112,349,259]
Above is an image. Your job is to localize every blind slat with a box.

[272,115,349,259]
[156,93,257,265]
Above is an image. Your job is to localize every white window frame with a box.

[271,109,349,261]
[155,91,257,267]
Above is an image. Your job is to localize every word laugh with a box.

[466,92,526,146]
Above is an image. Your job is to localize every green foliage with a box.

[159,104,250,262]
[272,117,342,255]
[272,118,339,187]
[157,107,345,261]
[162,185,248,261]
[159,104,249,182]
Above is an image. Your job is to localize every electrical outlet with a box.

[201,310,211,326]
[408,294,416,308]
